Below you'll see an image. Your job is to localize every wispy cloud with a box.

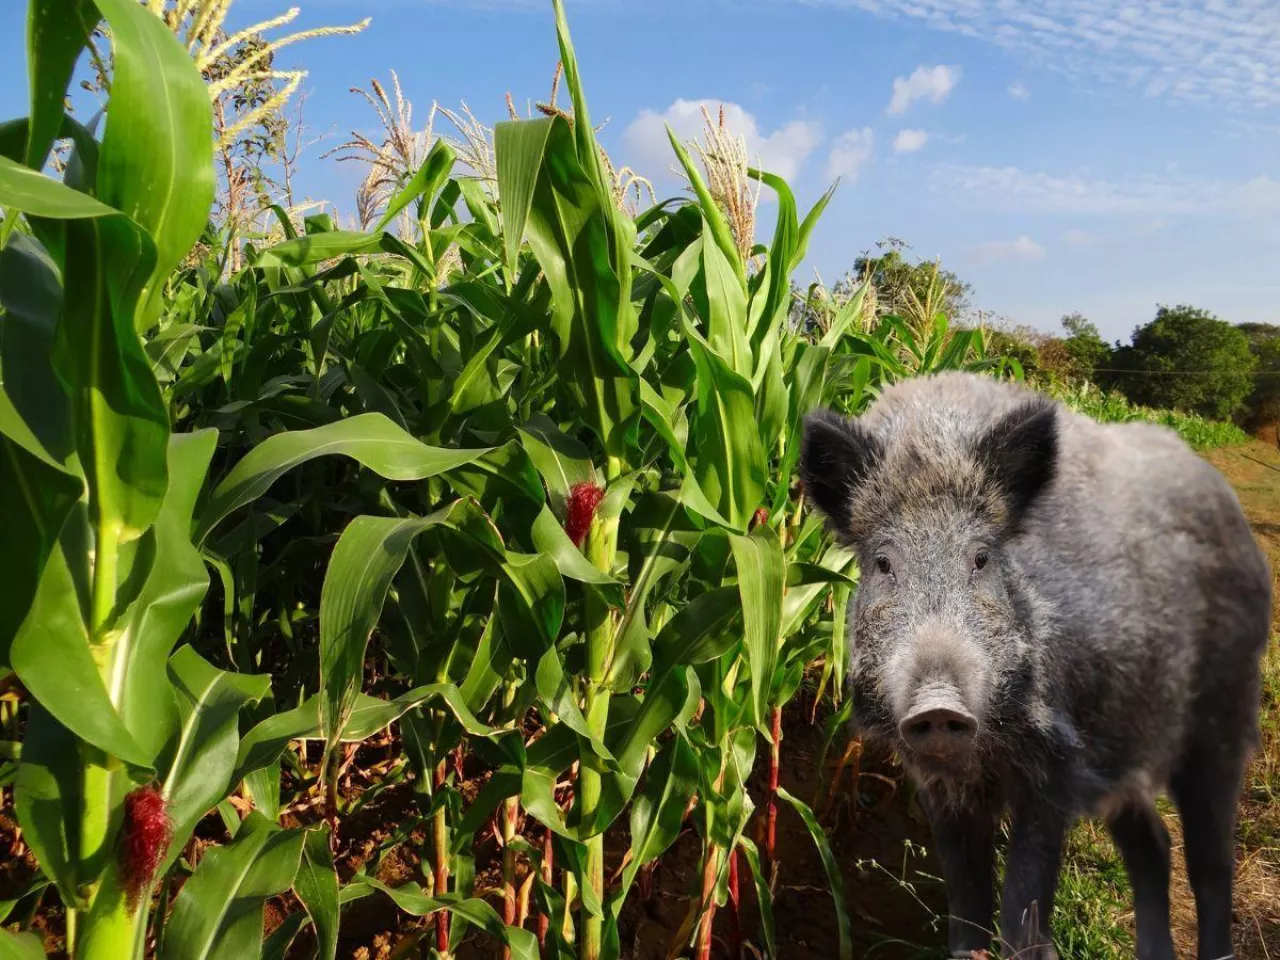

[969,235,1047,265]
[1062,228,1094,245]
[808,0,1280,110]
[826,127,875,181]
[892,128,929,153]
[886,65,961,115]
[1008,81,1031,101]
[931,164,1280,217]
[622,99,823,181]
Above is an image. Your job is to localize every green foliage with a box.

[1048,381,1249,450]
[0,2,1015,959]
[1112,304,1257,419]
[1059,312,1113,382]
[1238,322,1280,430]
[853,244,973,323]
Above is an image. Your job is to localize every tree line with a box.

[810,244,1280,433]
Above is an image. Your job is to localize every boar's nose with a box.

[898,700,977,760]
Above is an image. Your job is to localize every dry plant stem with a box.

[726,846,742,957]
[434,758,450,954]
[766,705,782,887]
[694,844,722,960]
[537,825,554,950]
[821,738,864,822]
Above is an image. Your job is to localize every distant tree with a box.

[853,240,974,326]
[1059,312,1113,382]
[1237,322,1280,432]
[1113,305,1256,419]
[981,325,1041,377]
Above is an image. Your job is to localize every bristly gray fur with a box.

[800,371,1272,957]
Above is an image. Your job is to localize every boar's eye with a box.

[875,555,893,576]
[973,550,989,571]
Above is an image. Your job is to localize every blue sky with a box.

[3,0,1280,343]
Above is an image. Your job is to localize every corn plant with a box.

[0,1,1023,958]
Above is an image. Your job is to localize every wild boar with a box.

[800,372,1271,960]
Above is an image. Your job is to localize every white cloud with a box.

[886,65,961,115]
[622,99,823,182]
[806,0,1280,111]
[931,164,1280,217]
[826,128,875,181]
[1008,81,1031,101]
[1063,228,1094,245]
[892,128,930,153]
[969,235,1047,265]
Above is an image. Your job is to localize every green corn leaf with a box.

[160,814,306,960]
[495,549,565,660]
[111,429,218,764]
[156,646,271,876]
[25,0,97,171]
[13,705,83,906]
[685,325,767,531]
[0,233,72,461]
[535,646,617,767]
[530,506,625,607]
[794,182,837,274]
[343,877,540,960]
[374,138,456,234]
[195,414,491,542]
[0,156,117,219]
[495,114,639,466]
[737,836,777,959]
[517,414,596,515]
[699,223,752,378]
[0,390,81,666]
[55,211,170,543]
[0,930,46,960]
[494,115,553,278]
[777,787,853,960]
[259,912,306,960]
[819,282,870,348]
[256,230,434,277]
[94,0,214,331]
[747,169,799,353]
[729,527,786,728]
[10,541,151,769]
[294,827,340,960]
[612,733,697,903]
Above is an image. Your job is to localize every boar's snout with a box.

[898,683,978,763]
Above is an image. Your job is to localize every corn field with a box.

[0,2,1017,958]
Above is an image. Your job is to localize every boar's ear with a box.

[975,397,1058,520]
[800,409,883,534]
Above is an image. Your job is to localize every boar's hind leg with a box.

[917,788,998,955]
[997,800,1068,959]
[1106,802,1175,960]
[1171,738,1246,960]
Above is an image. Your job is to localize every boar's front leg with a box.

[1105,802,1175,960]
[917,786,998,956]
[998,798,1068,959]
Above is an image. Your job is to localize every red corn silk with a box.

[565,482,604,547]
[120,784,173,912]
[751,507,769,530]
